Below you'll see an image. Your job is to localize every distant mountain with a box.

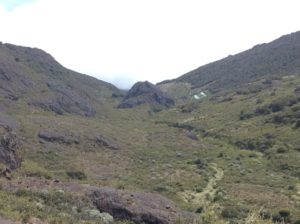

[0,43,121,116]
[160,31,300,92]
[118,81,174,108]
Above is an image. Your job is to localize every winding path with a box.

[179,163,224,208]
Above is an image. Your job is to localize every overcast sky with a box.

[0,0,300,89]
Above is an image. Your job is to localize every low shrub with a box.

[239,111,254,120]
[66,171,87,180]
[221,207,240,219]
[20,161,52,179]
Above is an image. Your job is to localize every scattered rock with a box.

[187,131,198,141]
[89,187,196,224]
[176,152,183,157]
[95,135,119,150]
[118,81,174,109]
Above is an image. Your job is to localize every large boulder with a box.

[118,81,174,108]
[38,130,79,145]
[89,187,196,224]
[0,125,21,171]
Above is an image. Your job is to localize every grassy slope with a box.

[157,74,300,221]
[1,75,300,223]
[1,42,300,222]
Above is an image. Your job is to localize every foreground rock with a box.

[118,81,174,108]
[0,125,21,171]
[89,187,197,224]
[38,130,79,145]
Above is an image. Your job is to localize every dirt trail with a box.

[179,163,224,208]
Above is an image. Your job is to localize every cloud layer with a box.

[1,0,300,89]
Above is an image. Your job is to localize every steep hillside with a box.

[0,43,121,116]
[160,31,300,94]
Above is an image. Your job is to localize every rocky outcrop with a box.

[0,125,21,171]
[38,130,79,145]
[29,81,96,117]
[118,81,174,108]
[89,187,196,224]
[95,135,119,150]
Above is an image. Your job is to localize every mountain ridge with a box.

[159,31,300,93]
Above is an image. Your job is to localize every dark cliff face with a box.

[163,31,300,92]
[0,43,121,116]
[118,81,174,108]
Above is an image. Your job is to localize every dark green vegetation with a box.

[1,31,300,224]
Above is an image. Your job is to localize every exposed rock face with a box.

[89,187,196,224]
[38,130,79,145]
[0,43,121,117]
[0,125,21,170]
[118,81,174,108]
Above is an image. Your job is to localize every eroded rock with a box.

[0,125,21,171]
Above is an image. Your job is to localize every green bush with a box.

[195,207,203,213]
[221,207,240,219]
[20,161,52,179]
[239,111,254,120]
[255,106,271,115]
[278,209,290,219]
[276,147,288,153]
[295,120,300,128]
[66,171,87,180]
[235,137,273,152]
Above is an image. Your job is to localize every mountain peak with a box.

[118,81,174,108]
